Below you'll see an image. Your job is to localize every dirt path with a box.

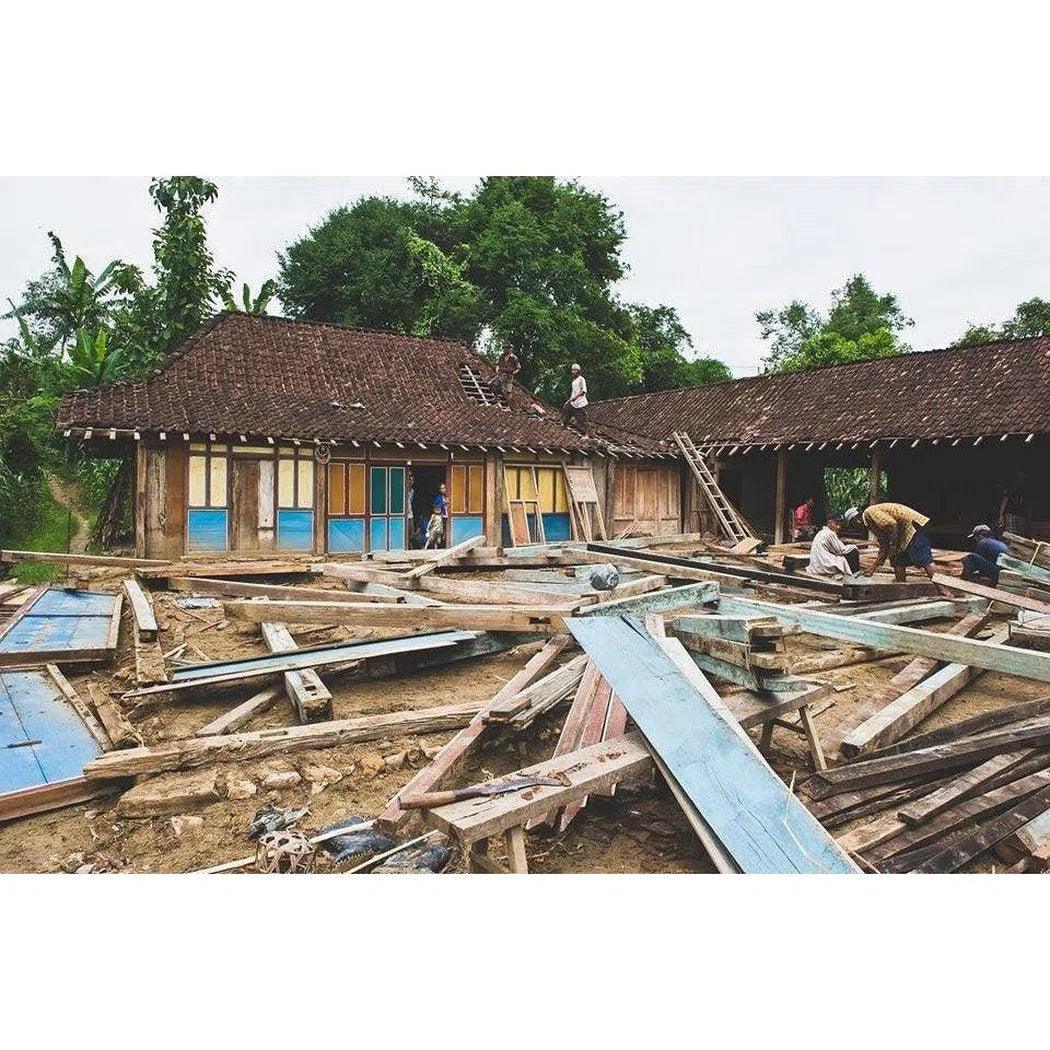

[46,472,91,552]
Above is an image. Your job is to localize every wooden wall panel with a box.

[611,465,681,538]
[165,444,187,555]
[258,459,275,550]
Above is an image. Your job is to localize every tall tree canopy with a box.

[952,296,1050,348]
[278,176,729,401]
[757,274,913,373]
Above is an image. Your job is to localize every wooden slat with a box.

[934,573,1050,615]
[122,578,159,639]
[575,581,717,618]
[167,576,405,603]
[375,635,571,833]
[195,684,284,736]
[1,549,170,568]
[401,535,487,580]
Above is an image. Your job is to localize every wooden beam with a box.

[575,581,717,618]
[195,684,284,736]
[222,598,572,633]
[715,593,1050,683]
[401,534,486,580]
[933,573,1050,616]
[122,578,158,640]
[167,576,406,603]
[375,635,571,833]
[1,549,170,568]
[84,700,487,778]
[260,621,333,723]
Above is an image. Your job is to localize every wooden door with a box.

[230,458,261,551]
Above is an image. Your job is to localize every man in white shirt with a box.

[561,363,589,432]
[807,512,861,579]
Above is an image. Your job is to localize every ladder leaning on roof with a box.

[672,431,756,544]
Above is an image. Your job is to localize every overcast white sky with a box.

[2,176,1049,376]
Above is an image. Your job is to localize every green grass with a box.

[8,486,79,584]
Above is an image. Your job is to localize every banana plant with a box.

[220,279,277,315]
[66,327,128,386]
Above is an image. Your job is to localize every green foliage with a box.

[278,177,731,401]
[824,467,884,518]
[759,274,913,373]
[7,487,77,583]
[953,296,1050,347]
[220,279,278,315]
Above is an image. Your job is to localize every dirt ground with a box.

[0,564,1040,875]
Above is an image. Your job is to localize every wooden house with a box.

[56,314,678,558]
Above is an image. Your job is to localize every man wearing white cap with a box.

[961,524,1008,584]
[561,362,589,432]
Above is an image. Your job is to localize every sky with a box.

[2,175,1049,376]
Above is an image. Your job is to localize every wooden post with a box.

[313,452,327,555]
[867,446,881,541]
[134,443,147,558]
[484,453,500,546]
[774,447,787,545]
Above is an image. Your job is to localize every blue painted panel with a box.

[0,670,102,793]
[278,509,314,550]
[188,508,228,551]
[328,517,365,553]
[566,615,858,874]
[542,513,571,542]
[370,517,388,551]
[0,588,115,655]
[451,515,484,544]
[388,516,406,551]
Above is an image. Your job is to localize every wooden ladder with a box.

[672,431,755,544]
[459,364,498,406]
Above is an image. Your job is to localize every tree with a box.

[953,296,1050,347]
[758,274,913,373]
[278,177,731,400]
[628,304,731,391]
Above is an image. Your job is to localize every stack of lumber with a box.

[798,697,1050,872]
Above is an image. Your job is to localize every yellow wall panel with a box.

[278,458,295,507]
[188,456,207,506]
[328,463,345,515]
[297,459,314,509]
[348,463,366,515]
[209,455,227,507]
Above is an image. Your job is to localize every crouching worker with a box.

[961,523,1007,584]
[845,502,940,588]
[807,512,861,578]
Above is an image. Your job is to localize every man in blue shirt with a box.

[961,524,1008,584]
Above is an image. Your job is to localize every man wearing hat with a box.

[961,524,1008,584]
[561,362,589,432]
[844,502,938,585]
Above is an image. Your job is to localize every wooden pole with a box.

[774,447,787,545]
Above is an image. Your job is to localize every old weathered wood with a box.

[402,535,487,580]
[260,621,333,723]
[715,593,1050,683]
[897,750,1036,826]
[139,560,312,579]
[598,574,668,601]
[375,635,571,834]
[84,700,486,778]
[1,549,171,568]
[485,654,590,725]
[933,573,1050,616]
[195,684,284,736]
[575,581,717,618]
[556,674,614,831]
[0,777,122,823]
[423,732,654,846]
[669,632,788,672]
[222,598,571,633]
[122,578,159,639]
[792,646,894,674]
[406,573,595,607]
[46,664,112,752]
[671,614,786,644]
[87,683,142,749]
[168,576,405,603]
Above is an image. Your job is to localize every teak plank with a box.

[401,535,487,580]
[168,576,405,603]
[260,621,333,723]
[122,578,159,639]
[933,573,1050,616]
[195,684,284,736]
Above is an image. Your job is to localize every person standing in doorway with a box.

[406,468,416,548]
[434,481,449,546]
[561,363,588,432]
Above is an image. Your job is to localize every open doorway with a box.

[409,464,447,548]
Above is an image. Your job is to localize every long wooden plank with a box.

[260,622,332,723]
[84,700,486,779]
[402,535,486,580]
[168,576,406,603]
[222,599,571,633]
[575,581,717,618]
[566,615,858,873]
[933,573,1050,616]
[406,573,595,607]
[140,560,313,579]
[715,593,1050,683]
[0,776,120,823]
[423,732,654,845]
[194,684,284,736]
[557,675,614,832]
[375,635,571,833]
[122,578,158,639]
[998,554,1050,588]
[2,549,170,568]
[897,750,1036,826]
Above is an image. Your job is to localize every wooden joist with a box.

[84,700,487,779]
[1,549,170,568]
[221,598,573,633]
[260,622,333,723]
[575,581,716,618]
[167,576,406,603]
[139,560,313,580]
[934,573,1050,615]
[715,593,1050,683]
[195,684,284,736]
[483,654,589,725]
[122,578,158,639]
[376,635,571,834]
[401,535,487,580]
[997,553,1050,588]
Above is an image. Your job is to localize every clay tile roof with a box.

[56,313,668,457]
[588,337,1050,446]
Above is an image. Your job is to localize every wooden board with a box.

[401,535,486,580]
[260,621,333,723]
[195,684,284,736]
[575,581,716,618]
[933,573,1050,616]
[168,576,405,604]
[1,549,171,568]
[230,457,261,551]
[566,615,858,873]
[0,588,123,667]
[122,578,158,640]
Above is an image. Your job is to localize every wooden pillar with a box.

[313,452,327,555]
[485,453,502,546]
[774,447,788,545]
[133,443,147,558]
[867,446,881,541]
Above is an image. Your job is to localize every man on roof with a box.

[489,345,521,405]
[961,523,1008,584]
[561,362,588,433]
[844,501,943,590]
